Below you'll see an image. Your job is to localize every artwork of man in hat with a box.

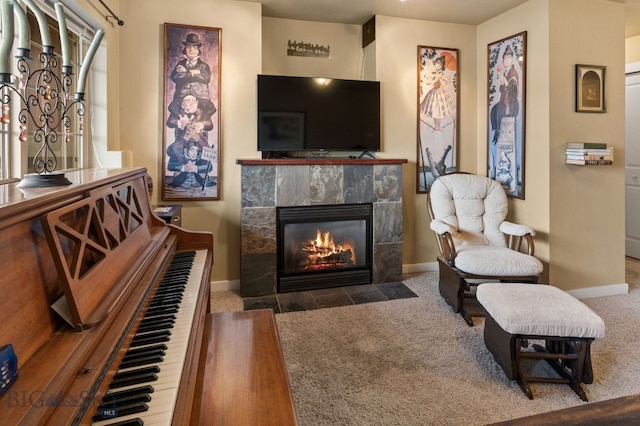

[169,33,217,121]
[166,32,218,190]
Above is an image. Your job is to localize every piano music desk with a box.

[192,309,297,425]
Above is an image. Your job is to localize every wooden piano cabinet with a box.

[489,393,640,425]
[192,309,297,425]
[0,168,214,424]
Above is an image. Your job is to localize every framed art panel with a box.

[417,46,458,193]
[576,64,605,113]
[487,31,526,199]
[162,23,221,200]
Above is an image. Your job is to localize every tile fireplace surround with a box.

[238,158,407,297]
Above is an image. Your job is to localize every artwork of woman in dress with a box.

[163,24,221,200]
[487,32,526,199]
[417,47,458,193]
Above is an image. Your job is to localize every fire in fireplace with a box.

[277,204,373,292]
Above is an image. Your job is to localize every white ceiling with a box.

[239,0,640,38]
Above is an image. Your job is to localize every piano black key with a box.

[130,331,171,347]
[157,282,187,290]
[142,306,178,317]
[119,354,164,370]
[149,296,182,308]
[139,312,176,324]
[98,393,151,408]
[122,351,165,367]
[135,320,175,334]
[93,402,149,422]
[154,285,186,294]
[132,329,171,340]
[124,344,167,358]
[151,292,183,301]
[152,289,184,299]
[98,419,143,426]
[91,249,204,424]
[151,291,183,299]
[161,272,188,280]
[144,304,180,315]
[103,385,155,401]
[143,307,178,317]
[112,365,159,377]
[110,369,159,389]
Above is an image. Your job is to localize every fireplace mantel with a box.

[239,158,407,297]
[237,158,408,166]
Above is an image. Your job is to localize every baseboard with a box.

[402,262,438,275]
[566,283,629,299]
[210,266,629,299]
[211,279,240,292]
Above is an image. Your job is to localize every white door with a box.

[625,63,640,259]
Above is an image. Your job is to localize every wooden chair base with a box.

[437,258,539,326]
[484,314,595,401]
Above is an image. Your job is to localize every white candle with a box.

[76,29,104,95]
[54,2,71,68]
[12,0,30,51]
[21,0,51,48]
[0,0,14,74]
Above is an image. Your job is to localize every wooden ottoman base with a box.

[484,313,595,401]
[477,283,605,401]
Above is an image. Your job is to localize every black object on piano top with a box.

[93,251,196,424]
[0,344,18,396]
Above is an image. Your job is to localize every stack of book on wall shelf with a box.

[566,142,613,165]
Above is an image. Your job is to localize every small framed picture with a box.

[576,64,605,113]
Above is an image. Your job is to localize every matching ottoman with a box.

[476,283,606,401]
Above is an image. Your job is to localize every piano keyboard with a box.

[92,249,207,426]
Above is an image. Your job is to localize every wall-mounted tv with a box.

[257,75,381,154]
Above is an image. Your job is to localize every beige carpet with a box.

[210,258,640,425]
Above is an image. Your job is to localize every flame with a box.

[301,229,355,266]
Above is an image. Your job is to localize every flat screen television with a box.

[257,75,381,154]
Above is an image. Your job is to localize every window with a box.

[0,1,98,180]
[24,11,82,174]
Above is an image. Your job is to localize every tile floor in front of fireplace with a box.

[243,282,417,313]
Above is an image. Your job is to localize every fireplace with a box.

[277,204,373,292]
[238,158,406,298]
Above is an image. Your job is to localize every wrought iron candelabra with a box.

[0,47,84,188]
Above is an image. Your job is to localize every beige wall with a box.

[373,16,477,270]
[626,34,640,63]
[113,0,627,292]
[117,0,262,284]
[262,17,362,78]
[478,0,626,291]
[477,0,552,280]
[547,0,626,290]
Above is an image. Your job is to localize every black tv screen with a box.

[257,75,380,153]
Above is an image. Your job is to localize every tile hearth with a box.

[243,282,417,313]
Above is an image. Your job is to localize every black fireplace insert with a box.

[277,204,373,292]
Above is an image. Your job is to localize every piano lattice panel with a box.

[42,178,152,327]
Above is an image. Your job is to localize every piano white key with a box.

[92,249,207,425]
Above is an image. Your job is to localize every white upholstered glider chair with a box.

[427,173,544,326]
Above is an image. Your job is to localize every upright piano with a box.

[0,168,213,425]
